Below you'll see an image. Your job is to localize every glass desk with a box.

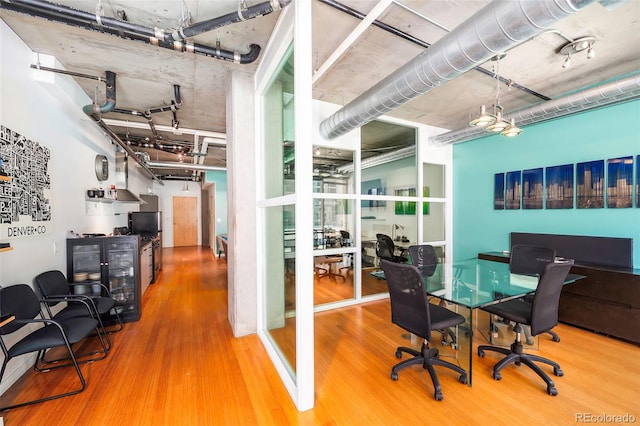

[373,258,584,385]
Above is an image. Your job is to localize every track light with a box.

[559,36,596,69]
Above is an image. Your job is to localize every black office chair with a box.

[509,245,560,343]
[0,284,106,411]
[477,260,574,396]
[376,234,408,264]
[407,244,457,347]
[339,230,353,276]
[35,270,123,356]
[381,260,467,400]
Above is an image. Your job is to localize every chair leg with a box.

[1,340,87,411]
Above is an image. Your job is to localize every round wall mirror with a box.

[95,155,109,181]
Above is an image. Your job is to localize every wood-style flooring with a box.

[1,246,639,425]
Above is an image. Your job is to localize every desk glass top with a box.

[421,258,582,309]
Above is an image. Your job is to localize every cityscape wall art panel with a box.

[505,170,522,210]
[494,173,505,210]
[546,164,574,209]
[522,168,543,209]
[607,156,633,208]
[576,160,604,208]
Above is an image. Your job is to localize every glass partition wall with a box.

[360,121,417,297]
[261,47,297,378]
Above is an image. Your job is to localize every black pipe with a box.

[0,0,263,64]
[177,0,292,41]
[317,0,551,101]
[82,70,116,115]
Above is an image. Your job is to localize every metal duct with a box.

[336,145,415,174]
[0,0,271,63]
[430,73,640,145]
[146,161,226,173]
[319,0,597,139]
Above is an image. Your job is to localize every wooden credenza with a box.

[478,251,640,345]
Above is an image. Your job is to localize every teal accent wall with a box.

[205,170,228,253]
[453,100,640,267]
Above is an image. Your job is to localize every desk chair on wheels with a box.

[509,245,560,343]
[477,260,574,396]
[381,260,467,401]
[376,234,408,263]
[407,244,458,348]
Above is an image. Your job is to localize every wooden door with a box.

[173,196,198,246]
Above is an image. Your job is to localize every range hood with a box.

[115,151,144,203]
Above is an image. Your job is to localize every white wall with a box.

[154,180,202,247]
[0,20,153,393]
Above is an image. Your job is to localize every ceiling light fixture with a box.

[469,54,523,138]
[559,36,596,69]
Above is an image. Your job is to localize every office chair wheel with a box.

[554,367,564,377]
[395,350,402,359]
[547,385,558,396]
[391,372,398,381]
[434,391,443,401]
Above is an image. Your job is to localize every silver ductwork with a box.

[146,161,226,172]
[319,0,598,139]
[431,73,640,145]
[114,151,144,202]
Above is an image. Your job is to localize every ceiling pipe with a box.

[317,0,550,102]
[80,70,164,185]
[0,0,267,63]
[431,73,640,145]
[319,0,600,140]
[146,160,226,172]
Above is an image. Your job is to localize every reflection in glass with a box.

[264,205,296,376]
[423,201,445,242]
[313,147,354,194]
[264,47,294,198]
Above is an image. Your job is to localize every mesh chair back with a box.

[376,234,396,262]
[35,270,72,300]
[530,260,574,336]
[381,260,431,340]
[408,245,438,276]
[0,284,42,335]
[510,244,556,276]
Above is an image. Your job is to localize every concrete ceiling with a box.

[1,0,639,180]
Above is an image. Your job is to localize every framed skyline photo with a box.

[546,164,574,209]
[576,160,604,208]
[494,173,505,210]
[522,168,543,209]
[505,170,521,210]
[607,156,633,208]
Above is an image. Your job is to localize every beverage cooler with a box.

[66,235,142,323]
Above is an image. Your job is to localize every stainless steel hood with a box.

[115,151,144,203]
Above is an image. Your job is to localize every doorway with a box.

[173,196,198,246]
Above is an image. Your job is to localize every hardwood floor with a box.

[2,247,639,425]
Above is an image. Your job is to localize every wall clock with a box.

[95,154,109,181]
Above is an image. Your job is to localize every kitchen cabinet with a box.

[140,241,153,296]
[67,235,142,323]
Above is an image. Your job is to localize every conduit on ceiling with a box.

[319,0,603,140]
[0,0,292,63]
